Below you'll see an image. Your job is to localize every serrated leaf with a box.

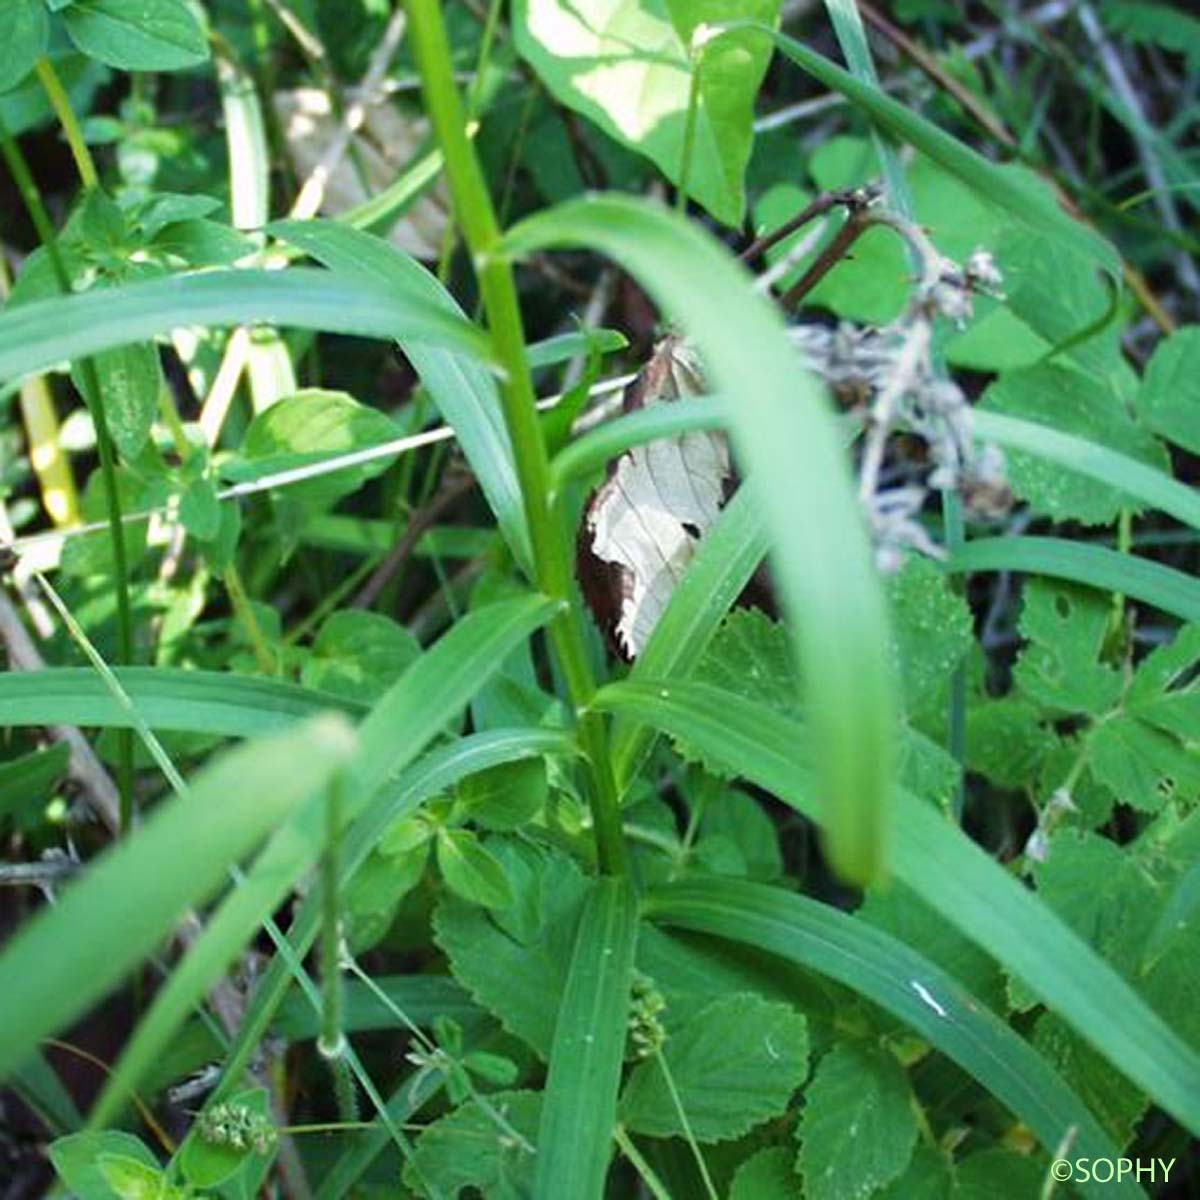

[620,993,808,1142]
[1088,715,1200,812]
[300,610,421,703]
[982,363,1167,526]
[403,1090,540,1198]
[434,842,589,1055]
[797,1040,917,1200]
[875,1145,954,1200]
[1013,580,1123,716]
[63,0,208,71]
[965,698,1059,791]
[695,787,783,881]
[955,1148,1046,1199]
[729,1146,803,1200]
[513,0,781,226]
[1136,326,1200,453]
[0,0,48,93]
[436,830,514,910]
[887,556,973,713]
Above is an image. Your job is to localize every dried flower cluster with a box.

[627,972,668,1060]
[789,201,1012,572]
[195,1102,278,1155]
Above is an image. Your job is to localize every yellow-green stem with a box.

[35,58,99,190]
[406,0,627,875]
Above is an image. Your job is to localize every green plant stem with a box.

[676,53,702,213]
[34,58,99,190]
[223,563,277,674]
[319,773,346,1062]
[0,106,136,833]
[616,1127,673,1200]
[406,0,627,876]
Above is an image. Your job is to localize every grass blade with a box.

[947,537,1200,624]
[646,877,1141,1200]
[89,597,562,1125]
[270,219,533,569]
[0,269,489,387]
[592,679,1200,1136]
[611,487,770,790]
[504,194,896,885]
[740,23,1118,278]
[974,409,1200,531]
[534,878,638,1200]
[0,668,365,734]
[0,716,356,1081]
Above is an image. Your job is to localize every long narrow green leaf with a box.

[739,23,1118,278]
[271,219,533,571]
[549,397,729,495]
[592,680,1200,1136]
[0,270,489,386]
[504,194,896,885]
[947,537,1200,623]
[611,487,770,790]
[646,877,1140,1200]
[211,723,576,1104]
[974,409,1200,531]
[0,716,356,1081]
[0,668,365,734]
[89,598,561,1125]
[534,878,638,1200]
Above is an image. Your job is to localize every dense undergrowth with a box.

[1,1,1199,1197]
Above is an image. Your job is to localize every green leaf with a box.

[875,1145,954,1200]
[62,0,208,71]
[404,1090,541,1198]
[301,609,422,702]
[886,556,973,712]
[434,842,591,1057]
[178,474,221,541]
[600,681,1200,1140]
[534,878,638,1199]
[49,1132,160,1200]
[437,829,514,909]
[1013,580,1122,717]
[85,341,163,460]
[974,409,1200,534]
[178,1088,272,1189]
[60,466,154,578]
[644,877,1141,1200]
[208,728,574,1112]
[505,195,897,884]
[948,537,1200,626]
[1135,325,1200,453]
[455,757,548,831]
[0,0,48,92]
[0,667,364,736]
[980,366,1167,525]
[956,1149,1047,1200]
[611,487,770,789]
[269,219,532,571]
[149,218,255,267]
[729,1147,803,1200]
[0,269,488,388]
[756,24,1119,278]
[89,599,561,1127]
[513,0,781,226]
[0,716,354,1079]
[620,992,808,1142]
[798,1040,917,1200]
[97,1154,181,1199]
[233,388,400,508]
